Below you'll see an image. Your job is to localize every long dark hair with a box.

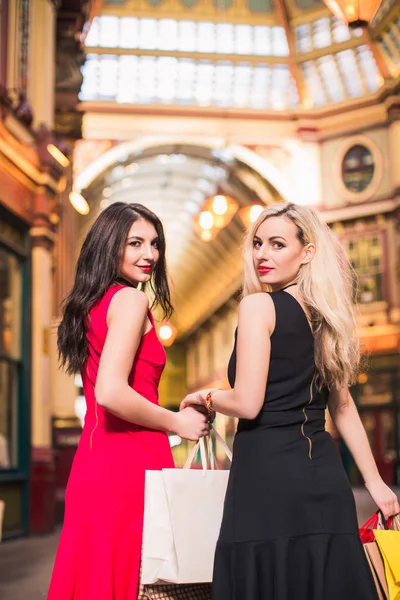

[58,202,173,374]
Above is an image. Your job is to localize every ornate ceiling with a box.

[80,0,400,111]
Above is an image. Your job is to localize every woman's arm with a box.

[180,293,275,420]
[328,387,399,518]
[95,287,209,441]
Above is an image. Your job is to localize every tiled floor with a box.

[0,488,398,600]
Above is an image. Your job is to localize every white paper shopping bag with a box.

[141,428,232,585]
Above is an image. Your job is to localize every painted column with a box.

[29,186,56,534]
[27,0,56,129]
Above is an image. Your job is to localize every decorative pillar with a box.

[28,0,56,129]
[29,186,56,534]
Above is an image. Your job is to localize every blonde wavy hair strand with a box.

[243,202,360,390]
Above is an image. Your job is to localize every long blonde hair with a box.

[243,202,359,389]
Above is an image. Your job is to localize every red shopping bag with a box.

[360,512,393,544]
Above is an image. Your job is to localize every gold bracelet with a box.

[205,389,218,419]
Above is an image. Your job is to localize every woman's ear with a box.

[301,243,315,265]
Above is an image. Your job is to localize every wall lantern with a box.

[69,192,90,215]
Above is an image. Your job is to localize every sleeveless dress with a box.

[211,290,379,600]
[48,284,174,600]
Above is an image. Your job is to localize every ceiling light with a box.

[199,211,214,230]
[203,194,239,229]
[238,203,264,228]
[212,195,228,216]
[200,230,212,242]
[322,0,383,28]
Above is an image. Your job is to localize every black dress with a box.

[211,290,378,600]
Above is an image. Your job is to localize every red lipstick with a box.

[258,266,274,274]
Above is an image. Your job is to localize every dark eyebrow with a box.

[269,236,287,242]
[253,235,287,242]
[127,236,160,242]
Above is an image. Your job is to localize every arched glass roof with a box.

[79,0,400,111]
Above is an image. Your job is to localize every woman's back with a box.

[212,289,378,600]
[228,290,329,434]
[83,284,167,435]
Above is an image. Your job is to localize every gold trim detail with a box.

[301,370,316,460]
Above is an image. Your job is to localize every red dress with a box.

[48,284,174,600]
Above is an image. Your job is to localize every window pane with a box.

[116,56,138,103]
[232,62,252,107]
[356,45,380,92]
[214,61,233,106]
[178,21,197,52]
[99,56,118,99]
[271,65,290,109]
[313,17,331,49]
[85,17,100,47]
[216,23,234,54]
[195,60,214,105]
[0,250,22,359]
[176,59,196,103]
[0,361,18,469]
[336,50,363,97]
[235,25,253,55]
[79,54,99,100]
[254,26,272,55]
[120,17,139,49]
[99,16,119,48]
[301,61,327,106]
[159,19,178,51]
[317,55,345,102]
[157,57,177,102]
[139,19,158,50]
[251,64,269,109]
[272,26,289,56]
[198,22,215,52]
[137,57,157,102]
[296,23,312,53]
[332,17,350,43]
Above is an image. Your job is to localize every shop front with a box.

[0,204,30,538]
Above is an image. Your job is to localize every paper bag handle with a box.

[183,425,232,470]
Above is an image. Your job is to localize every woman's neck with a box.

[115,276,138,288]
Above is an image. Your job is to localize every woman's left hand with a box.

[180,389,211,411]
[365,478,400,520]
[180,389,216,423]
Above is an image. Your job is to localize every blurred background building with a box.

[0,0,399,539]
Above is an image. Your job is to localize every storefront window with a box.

[346,235,384,303]
[0,249,23,469]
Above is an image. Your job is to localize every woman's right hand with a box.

[172,407,210,441]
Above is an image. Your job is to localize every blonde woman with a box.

[181,202,399,600]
